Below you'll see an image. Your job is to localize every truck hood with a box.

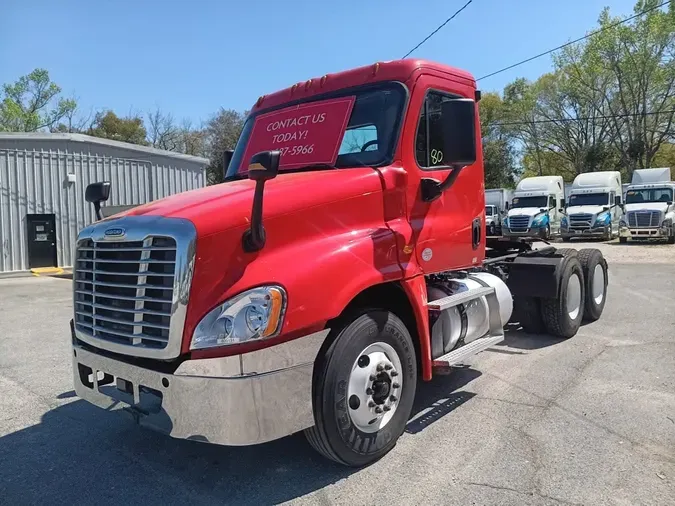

[624,202,669,213]
[110,168,382,236]
[507,207,543,218]
[566,205,607,216]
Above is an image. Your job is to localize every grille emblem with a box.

[104,227,126,238]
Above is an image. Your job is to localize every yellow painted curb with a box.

[30,267,64,276]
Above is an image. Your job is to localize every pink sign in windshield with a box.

[239,96,356,172]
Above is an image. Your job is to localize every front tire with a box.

[305,310,417,467]
[619,237,628,244]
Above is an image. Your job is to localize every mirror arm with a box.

[242,181,267,252]
[93,202,102,221]
[421,165,464,202]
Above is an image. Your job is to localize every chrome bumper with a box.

[620,227,671,239]
[72,329,329,446]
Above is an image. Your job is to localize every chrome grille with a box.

[508,215,530,231]
[74,237,176,350]
[569,213,593,229]
[627,211,660,228]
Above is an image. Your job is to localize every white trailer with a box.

[503,176,565,240]
[561,171,623,241]
[619,168,675,243]
[485,188,514,236]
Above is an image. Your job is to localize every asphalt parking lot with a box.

[1,241,673,506]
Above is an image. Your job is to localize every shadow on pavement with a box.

[0,367,482,505]
[406,365,480,434]
[498,324,566,350]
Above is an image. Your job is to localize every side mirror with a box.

[85,181,111,221]
[440,98,477,167]
[560,198,565,207]
[668,200,673,206]
[242,151,281,253]
[421,98,476,202]
[505,201,509,210]
[222,150,234,179]
[614,196,621,206]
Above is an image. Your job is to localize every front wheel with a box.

[619,237,628,244]
[305,310,417,467]
[668,234,675,245]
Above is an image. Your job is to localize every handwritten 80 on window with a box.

[279,144,315,156]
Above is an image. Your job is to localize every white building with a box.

[0,133,208,273]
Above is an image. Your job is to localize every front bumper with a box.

[561,226,609,239]
[503,226,546,238]
[619,226,672,240]
[72,329,329,446]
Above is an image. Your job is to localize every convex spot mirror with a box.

[85,181,111,204]
[248,151,280,182]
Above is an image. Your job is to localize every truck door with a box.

[404,77,485,273]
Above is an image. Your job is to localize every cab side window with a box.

[415,91,456,169]
[548,195,556,208]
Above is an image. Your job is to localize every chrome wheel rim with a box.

[347,342,402,433]
[566,272,582,320]
[592,264,605,305]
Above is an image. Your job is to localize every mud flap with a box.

[506,255,563,299]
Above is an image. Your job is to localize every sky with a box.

[1,0,638,125]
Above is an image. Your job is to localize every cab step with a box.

[432,335,504,369]
[427,286,495,311]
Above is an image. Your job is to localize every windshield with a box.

[226,83,406,177]
[625,187,673,204]
[568,193,609,207]
[511,196,547,209]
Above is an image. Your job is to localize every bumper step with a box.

[428,286,495,311]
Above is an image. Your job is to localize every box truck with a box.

[484,188,513,236]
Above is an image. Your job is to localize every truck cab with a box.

[561,171,623,241]
[503,176,565,240]
[70,59,609,468]
[619,168,675,243]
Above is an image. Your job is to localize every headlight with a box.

[561,216,568,227]
[594,212,610,226]
[190,286,286,350]
[532,215,547,226]
[504,217,509,226]
[662,218,672,228]
[619,218,627,227]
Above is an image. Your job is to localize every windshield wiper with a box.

[286,163,338,172]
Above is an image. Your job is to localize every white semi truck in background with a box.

[561,171,623,242]
[503,176,565,240]
[619,168,675,244]
[485,188,514,236]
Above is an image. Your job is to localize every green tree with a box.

[204,108,247,184]
[479,92,518,187]
[580,0,675,174]
[88,111,148,145]
[0,69,76,132]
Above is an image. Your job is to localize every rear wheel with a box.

[305,310,417,467]
[577,248,607,322]
[512,296,545,333]
[541,255,585,338]
[668,235,675,244]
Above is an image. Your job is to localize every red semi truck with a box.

[71,59,609,467]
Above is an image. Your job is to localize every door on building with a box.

[26,214,58,268]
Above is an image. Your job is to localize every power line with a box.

[490,109,675,127]
[402,0,474,59]
[477,0,673,81]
